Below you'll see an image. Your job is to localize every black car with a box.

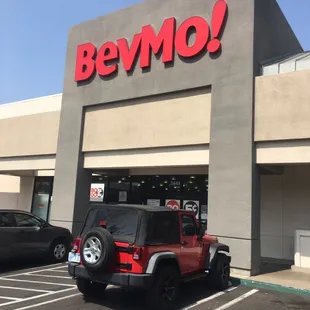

[0,209,73,262]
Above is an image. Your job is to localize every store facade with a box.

[1,0,310,276]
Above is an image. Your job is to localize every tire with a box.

[76,279,107,298]
[210,253,230,290]
[80,227,115,272]
[50,239,69,263]
[146,265,180,310]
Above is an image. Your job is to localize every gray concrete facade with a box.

[51,0,302,275]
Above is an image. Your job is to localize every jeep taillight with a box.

[71,238,81,253]
[132,247,143,261]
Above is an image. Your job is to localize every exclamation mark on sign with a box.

[207,0,228,53]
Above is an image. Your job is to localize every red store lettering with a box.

[74,0,228,82]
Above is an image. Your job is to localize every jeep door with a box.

[179,213,202,273]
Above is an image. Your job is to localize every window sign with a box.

[90,183,105,202]
[118,191,127,202]
[147,199,160,207]
[165,199,181,210]
[183,200,200,219]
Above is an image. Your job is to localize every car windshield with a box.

[81,207,139,244]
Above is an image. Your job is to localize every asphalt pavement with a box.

[0,262,309,309]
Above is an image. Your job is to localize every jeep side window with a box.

[181,214,197,236]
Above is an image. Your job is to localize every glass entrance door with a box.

[31,177,53,222]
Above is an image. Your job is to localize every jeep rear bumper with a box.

[68,263,154,288]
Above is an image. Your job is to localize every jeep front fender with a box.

[206,243,230,270]
[145,252,181,274]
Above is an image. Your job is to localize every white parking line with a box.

[23,274,72,280]
[3,265,68,278]
[0,287,77,307]
[1,264,65,278]
[0,296,22,301]
[181,286,237,310]
[0,277,75,287]
[0,286,52,293]
[46,270,68,273]
[14,293,81,310]
[213,289,259,310]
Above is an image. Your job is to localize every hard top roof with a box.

[88,203,180,213]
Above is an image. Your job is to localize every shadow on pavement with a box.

[0,258,57,275]
[82,279,226,310]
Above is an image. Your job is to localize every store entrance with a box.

[91,174,208,228]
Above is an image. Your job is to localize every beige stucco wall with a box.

[261,165,310,261]
[0,94,61,159]
[0,111,60,157]
[255,70,310,142]
[83,88,211,152]
[0,174,20,209]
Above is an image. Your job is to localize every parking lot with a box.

[0,263,309,309]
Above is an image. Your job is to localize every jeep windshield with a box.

[81,206,139,244]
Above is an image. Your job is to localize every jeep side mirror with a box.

[198,227,205,239]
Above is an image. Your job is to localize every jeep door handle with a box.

[181,241,188,246]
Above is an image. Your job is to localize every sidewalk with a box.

[231,266,310,296]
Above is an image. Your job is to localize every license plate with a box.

[68,252,80,263]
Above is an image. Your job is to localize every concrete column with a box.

[207,13,261,276]
[50,103,92,236]
[18,176,35,212]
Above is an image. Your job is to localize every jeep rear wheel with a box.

[210,253,230,290]
[76,279,107,298]
[80,227,115,272]
[147,265,180,310]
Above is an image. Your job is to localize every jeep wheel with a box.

[147,265,180,310]
[210,253,230,290]
[80,227,115,272]
[76,279,107,298]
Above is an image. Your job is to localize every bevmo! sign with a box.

[75,0,227,82]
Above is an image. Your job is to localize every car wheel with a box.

[76,279,107,299]
[50,239,69,262]
[147,265,180,310]
[80,227,115,272]
[210,253,230,290]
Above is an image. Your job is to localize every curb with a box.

[230,277,310,297]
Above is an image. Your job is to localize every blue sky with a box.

[0,0,309,104]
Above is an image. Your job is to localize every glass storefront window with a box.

[106,176,130,204]
[31,177,53,222]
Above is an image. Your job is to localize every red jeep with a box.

[68,204,231,309]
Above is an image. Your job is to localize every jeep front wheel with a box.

[147,265,180,310]
[210,253,230,290]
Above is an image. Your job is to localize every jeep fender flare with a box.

[145,251,181,275]
[206,243,230,270]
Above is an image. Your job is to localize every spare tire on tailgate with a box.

[80,227,115,272]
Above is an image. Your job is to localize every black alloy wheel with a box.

[211,253,230,290]
[147,265,180,310]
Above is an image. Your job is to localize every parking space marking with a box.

[14,293,81,310]
[3,265,68,278]
[0,286,52,293]
[213,289,259,310]
[47,270,68,273]
[0,287,77,308]
[181,286,237,310]
[0,296,23,301]
[0,277,75,287]
[22,274,72,279]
